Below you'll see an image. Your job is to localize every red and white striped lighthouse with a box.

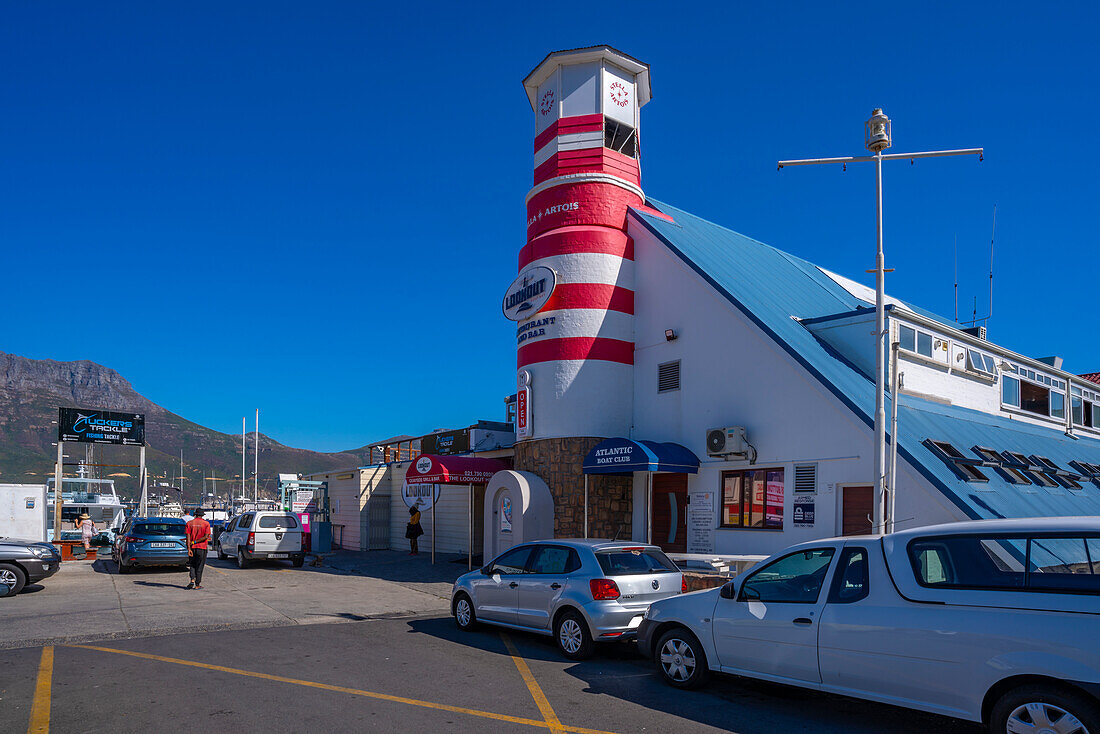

[506,46,651,441]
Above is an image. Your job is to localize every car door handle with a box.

[793,617,813,626]
[509,582,519,588]
[550,583,561,590]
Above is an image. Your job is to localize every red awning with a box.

[405,454,509,485]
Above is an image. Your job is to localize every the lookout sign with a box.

[503,265,556,321]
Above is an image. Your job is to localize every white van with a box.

[638,517,1100,733]
[217,512,304,568]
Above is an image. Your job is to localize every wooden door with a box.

[651,473,688,553]
[842,486,873,536]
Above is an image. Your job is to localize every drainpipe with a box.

[888,339,901,534]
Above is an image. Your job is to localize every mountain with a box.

[0,352,377,501]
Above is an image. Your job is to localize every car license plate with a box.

[150,543,173,548]
[269,553,288,559]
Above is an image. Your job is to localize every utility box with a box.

[1,484,47,542]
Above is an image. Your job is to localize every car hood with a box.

[0,537,49,548]
[650,586,722,616]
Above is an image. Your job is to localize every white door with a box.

[712,546,837,683]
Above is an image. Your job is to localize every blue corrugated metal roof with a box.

[633,199,1100,521]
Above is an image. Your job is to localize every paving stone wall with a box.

[513,437,633,541]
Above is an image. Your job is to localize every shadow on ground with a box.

[406,615,981,734]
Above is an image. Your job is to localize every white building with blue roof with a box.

[500,46,1100,559]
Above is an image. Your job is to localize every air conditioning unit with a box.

[706,426,747,457]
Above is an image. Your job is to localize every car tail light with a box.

[125,536,141,544]
[590,578,620,600]
[247,532,255,547]
[681,576,688,594]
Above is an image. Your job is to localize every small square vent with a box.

[657,360,681,393]
[794,464,817,493]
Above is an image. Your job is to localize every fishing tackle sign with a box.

[58,407,146,446]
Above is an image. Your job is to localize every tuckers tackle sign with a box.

[503,265,556,321]
[58,407,145,446]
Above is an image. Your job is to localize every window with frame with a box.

[604,119,638,158]
[966,348,997,377]
[490,546,532,575]
[923,440,988,482]
[971,446,1031,484]
[828,547,869,603]
[899,324,934,358]
[1071,387,1096,428]
[1000,452,1059,488]
[721,468,784,529]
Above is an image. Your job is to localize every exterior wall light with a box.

[664,329,677,342]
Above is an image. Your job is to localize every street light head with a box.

[865,108,892,152]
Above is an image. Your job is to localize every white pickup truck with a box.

[637,518,1100,734]
[216,511,305,568]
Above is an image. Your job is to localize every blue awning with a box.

[582,437,700,474]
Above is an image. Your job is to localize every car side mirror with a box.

[480,565,493,576]
[719,581,737,599]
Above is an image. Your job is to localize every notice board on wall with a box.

[686,491,715,554]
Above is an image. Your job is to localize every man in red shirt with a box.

[185,509,213,590]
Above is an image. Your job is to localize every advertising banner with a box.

[687,491,715,554]
[793,496,816,527]
[402,482,440,510]
[516,387,531,439]
[421,429,470,457]
[58,407,145,446]
[499,495,513,533]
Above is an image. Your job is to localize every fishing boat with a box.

[46,473,127,543]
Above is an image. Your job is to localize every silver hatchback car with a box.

[451,539,685,659]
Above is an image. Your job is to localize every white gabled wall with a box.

[628,218,963,557]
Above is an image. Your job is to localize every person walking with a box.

[185,508,212,590]
[405,504,423,556]
[76,513,97,551]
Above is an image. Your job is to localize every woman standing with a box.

[405,504,423,555]
[77,513,97,551]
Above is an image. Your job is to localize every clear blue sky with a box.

[3,2,1097,452]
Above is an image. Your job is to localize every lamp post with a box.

[779,109,982,534]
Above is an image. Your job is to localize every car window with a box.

[238,514,254,529]
[490,546,532,575]
[1090,539,1100,575]
[529,546,577,574]
[828,547,869,603]
[739,548,835,603]
[595,548,678,576]
[1029,538,1100,592]
[909,536,1028,590]
[258,515,298,529]
[224,518,236,532]
[133,523,185,536]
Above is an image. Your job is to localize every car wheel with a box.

[453,593,478,631]
[292,556,304,568]
[237,548,249,569]
[655,628,710,689]
[990,684,1100,734]
[0,563,26,598]
[554,609,594,660]
[117,559,131,574]
[217,542,228,561]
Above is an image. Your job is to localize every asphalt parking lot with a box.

[0,555,984,733]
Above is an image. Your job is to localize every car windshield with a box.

[133,523,184,536]
[596,548,678,575]
[258,515,298,529]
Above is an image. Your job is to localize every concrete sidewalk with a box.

[314,548,473,600]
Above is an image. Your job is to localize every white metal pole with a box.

[583,475,589,539]
[431,495,436,565]
[468,483,473,571]
[54,441,63,545]
[889,340,901,534]
[241,416,246,512]
[254,409,259,505]
[139,445,147,516]
[646,473,653,545]
[873,151,886,535]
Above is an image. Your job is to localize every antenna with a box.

[987,204,996,329]
[953,234,958,323]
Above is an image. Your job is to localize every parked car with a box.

[637,517,1100,733]
[112,517,189,573]
[451,539,685,659]
[216,511,304,568]
[0,537,61,597]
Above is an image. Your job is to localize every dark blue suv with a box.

[112,517,189,573]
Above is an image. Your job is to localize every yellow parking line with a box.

[26,646,53,734]
[68,644,619,734]
[500,633,566,734]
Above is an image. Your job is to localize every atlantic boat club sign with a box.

[58,407,146,446]
[503,265,556,321]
